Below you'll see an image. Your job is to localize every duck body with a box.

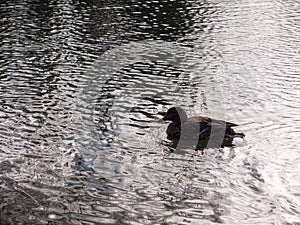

[163,107,245,144]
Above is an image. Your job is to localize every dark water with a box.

[0,0,299,224]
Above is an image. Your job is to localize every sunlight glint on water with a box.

[0,0,299,224]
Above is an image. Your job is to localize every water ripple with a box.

[0,0,300,224]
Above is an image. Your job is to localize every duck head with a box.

[162,107,188,124]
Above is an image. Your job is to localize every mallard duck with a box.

[162,107,245,146]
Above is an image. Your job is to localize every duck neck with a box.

[172,120,182,126]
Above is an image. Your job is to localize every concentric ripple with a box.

[0,0,299,224]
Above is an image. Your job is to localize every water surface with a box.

[0,0,299,224]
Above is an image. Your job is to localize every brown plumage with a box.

[163,107,245,142]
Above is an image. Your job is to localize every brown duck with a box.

[163,107,245,146]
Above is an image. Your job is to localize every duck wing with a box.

[180,117,239,140]
[187,116,238,127]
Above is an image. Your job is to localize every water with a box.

[0,0,299,224]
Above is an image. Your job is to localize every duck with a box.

[162,107,245,147]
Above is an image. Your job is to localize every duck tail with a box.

[234,132,245,138]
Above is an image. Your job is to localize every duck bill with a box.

[162,116,171,121]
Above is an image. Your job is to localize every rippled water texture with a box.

[0,0,299,224]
